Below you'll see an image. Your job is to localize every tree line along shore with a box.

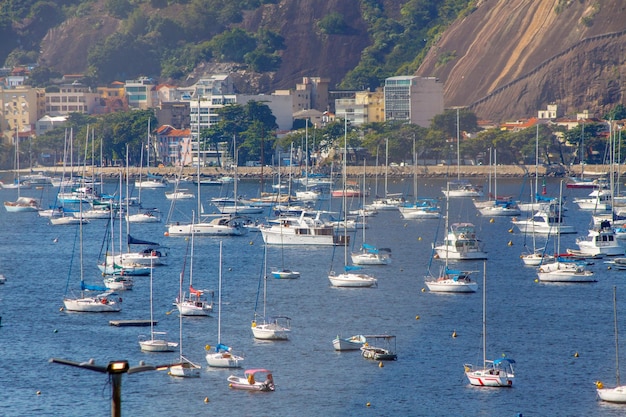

[3,164,618,180]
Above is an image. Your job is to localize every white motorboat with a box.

[576,220,624,256]
[512,210,576,235]
[167,216,246,236]
[227,369,274,391]
[574,189,612,211]
[399,199,441,219]
[260,212,342,246]
[434,223,487,260]
[332,334,367,351]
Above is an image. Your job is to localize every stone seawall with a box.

[7,164,618,180]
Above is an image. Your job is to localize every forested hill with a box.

[2,1,625,121]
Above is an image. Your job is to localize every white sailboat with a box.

[351,159,391,266]
[328,119,378,288]
[464,261,515,387]
[169,259,202,378]
[135,120,166,189]
[425,182,478,293]
[442,108,483,198]
[139,260,178,352]
[63,201,121,313]
[174,212,214,316]
[166,127,245,236]
[251,244,291,340]
[399,142,441,219]
[368,138,402,210]
[596,286,626,403]
[206,241,244,368]
[4,128,40,212]
[537,182,595,283]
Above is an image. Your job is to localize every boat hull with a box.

[328,272,377,288]
[206,352,244,368]
[425,279,478,293]
[465,370,513,387]
[598,386,626,402]
[139,338,178,352]
[63,297,121,312]
[251,322,290,340]
[332,335,366,351]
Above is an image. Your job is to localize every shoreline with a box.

[3,164,617,180]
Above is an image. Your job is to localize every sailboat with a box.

[139,259,178,352]
[368,138,403,210]
[442,108,483,198]
[425,182,478,293]
[4,127,40,212]
[328,119,378,288]
[169,257,202,378]
[135,120,166,189]
[596,286,626,402]
[63,200,122,312]
[399,141,441,219]
[295,122,320,202]
[166,125,245,236]
[351,160,391,266]
[464,261,515,387]
[251,243,291,340]
[537,181,595,283]
[174,211,214,316]
[476,148,520,217]
[206,241,244,368]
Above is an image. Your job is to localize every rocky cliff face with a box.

[416,0,626,121]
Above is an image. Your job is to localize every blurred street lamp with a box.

[50,358,168,417]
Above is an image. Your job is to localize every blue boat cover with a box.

[127,234,159,246]
[345,265,362,271]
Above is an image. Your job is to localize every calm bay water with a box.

[0,175,625,416]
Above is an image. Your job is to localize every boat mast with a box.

[534,124,539,204]
[217,241,223,345]
[612,286,622,387]
[456,108,461,182]
[344,117,349,268]
[413,136,418,203]
[482,260,487,368]
[384,138,389,198]
[196,97,202,220]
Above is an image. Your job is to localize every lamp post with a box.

[50,358,167,417]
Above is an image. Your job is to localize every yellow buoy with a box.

[229,383,233,388]
[418,237,422,241]
[59,307,64,312]
[574,352,579,357]
[379,362,384,368]
[205,345,211,351]
[608,266,612,270]
[36,391,41,395]
[452,330,457,338]
[508,241,513,246]
[204,397,210,403]
[534,278,539,283]
[421,288,426,293]
[489,218,495,223]
[404,223,408,227]
[415,315,420,320]
[596,381,604,389]
[508,228,514,233]
[366,402,371,407]
[249,241,254,245]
